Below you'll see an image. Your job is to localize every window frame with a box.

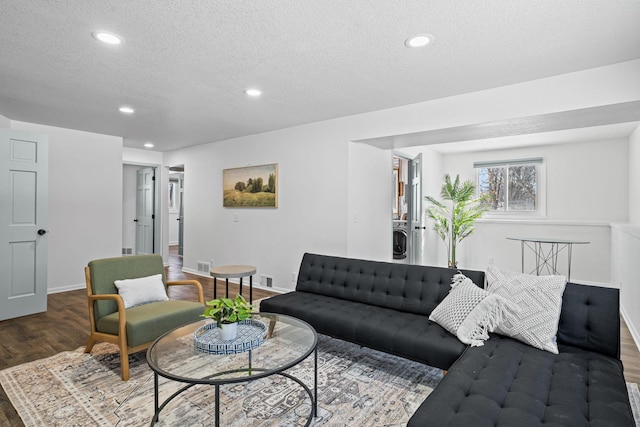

[474,158,546,219]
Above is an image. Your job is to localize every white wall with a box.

[0,114,9,128]
[164,122,349,292]
[164,60,639,295]
[612,225,640,349]
[2,60,637,344]
[10,121,123,292]
[629,125,640,225]
[347,142,392,261]
[611,124,640,350]
[429,139,628,285]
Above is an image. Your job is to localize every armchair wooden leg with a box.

[118,333,130,381]
[120,346,130,381]
[84,335,97,353]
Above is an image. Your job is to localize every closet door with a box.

[0,129,48,320]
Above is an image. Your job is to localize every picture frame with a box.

[223,164,278,208]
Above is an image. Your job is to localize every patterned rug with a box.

[0,335,443,426]
[2,338,639,426]
[629,382,640,427]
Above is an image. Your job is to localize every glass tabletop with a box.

[146,313,317,385]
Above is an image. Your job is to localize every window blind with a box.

[473,157,543,168]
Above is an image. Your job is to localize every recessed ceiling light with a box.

[119,106,135,114]
[92,31,123,45]
[144,143,154,148]
[244,88,262,97]
[405,34,434,48]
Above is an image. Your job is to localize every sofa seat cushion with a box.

[260,291,467,370]
[96,300,204,347]
[408,335,634,426]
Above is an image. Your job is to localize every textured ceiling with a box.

[1,1,640,152]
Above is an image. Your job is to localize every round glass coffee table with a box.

[146,313,317,427]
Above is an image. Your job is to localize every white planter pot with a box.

[220,322,238,340]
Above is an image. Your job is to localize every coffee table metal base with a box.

[150,347,318,427]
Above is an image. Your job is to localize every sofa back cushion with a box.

[296,253,485,316]
[556,282,620,359]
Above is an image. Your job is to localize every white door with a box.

[135,167,155,255]
[407,154,424,264]
[0,129,48,320]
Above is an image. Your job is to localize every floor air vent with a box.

[197,261,211,273]
[260,274,274,287]
[121,248,133,255]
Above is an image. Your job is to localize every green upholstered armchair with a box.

[84,254,204,380]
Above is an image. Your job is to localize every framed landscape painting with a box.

[223,164,278,208]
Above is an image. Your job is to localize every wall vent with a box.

[197,261,211,273]
[260,274,274,288]
[121,248,133,255]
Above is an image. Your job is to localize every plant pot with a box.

[219,322,238,340]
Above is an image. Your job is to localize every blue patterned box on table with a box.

[193,319,267,354]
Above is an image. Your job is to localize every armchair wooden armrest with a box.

[88,293,125,306]
[167,280,205,303]
[85,292,132,378]
[86,293,128,350]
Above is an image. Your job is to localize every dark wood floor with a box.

[1,248,639,426]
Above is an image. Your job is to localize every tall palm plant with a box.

[426,174,488,268]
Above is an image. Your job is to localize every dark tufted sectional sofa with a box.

[260,253,635,426]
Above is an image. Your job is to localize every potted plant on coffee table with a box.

[202,294,255,340]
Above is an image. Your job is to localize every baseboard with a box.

[181,267,211,278]
[48,283,85,294]
[621,304,640,353]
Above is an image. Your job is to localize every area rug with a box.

[0,335,443,426]
[629,382,640,427]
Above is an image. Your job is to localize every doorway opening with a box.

[122,164,161,256]
[392,155,409,261]
[392,152,423,265]
[168,165,184,257]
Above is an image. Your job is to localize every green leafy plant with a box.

[202,294,255,327]
[425,174,488,268]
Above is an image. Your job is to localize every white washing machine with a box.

[393,221,407,260]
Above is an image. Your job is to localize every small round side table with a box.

[210,265,257,303]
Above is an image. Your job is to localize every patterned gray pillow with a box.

[486,266,567,354]
[429,274,514,347]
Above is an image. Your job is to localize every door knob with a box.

[133,219,138,222]
[37,229,47,235]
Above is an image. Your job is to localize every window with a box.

[475,158,544,216]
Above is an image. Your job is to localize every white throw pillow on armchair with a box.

[114,274,169,308]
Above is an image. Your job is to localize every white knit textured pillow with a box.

[429,274,514,347]
[487,266,567,354]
